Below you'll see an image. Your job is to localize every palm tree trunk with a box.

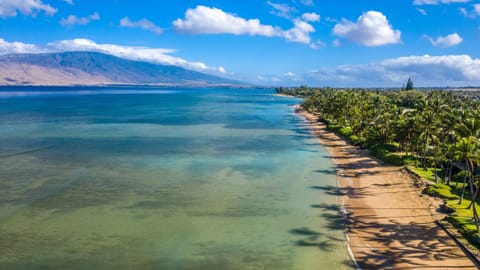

[467,183,479,209]
[415,146,420,168]
[474,205,480,232]
[422,134,428,170]
[459,162,469,205]
[468,169,480,231]
[447,161,453,186]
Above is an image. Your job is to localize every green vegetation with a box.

[277,86,480,248]
[411,166,480,245]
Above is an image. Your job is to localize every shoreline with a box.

[295,105,477,269]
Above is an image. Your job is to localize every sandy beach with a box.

[297,106,477,269]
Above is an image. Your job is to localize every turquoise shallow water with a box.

[0,87,351,269]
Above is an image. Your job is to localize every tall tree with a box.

[405,78,414,90]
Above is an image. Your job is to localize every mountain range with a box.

[0,51,239,86]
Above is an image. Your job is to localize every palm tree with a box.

[455,136,480,231]
[418,109,440,170]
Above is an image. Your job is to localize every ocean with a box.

[0,86,351,269]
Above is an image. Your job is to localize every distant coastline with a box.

[0,83,257,89]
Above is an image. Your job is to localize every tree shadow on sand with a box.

[311,203,476,268]
[350,215,476,269]
[310,185,372,199]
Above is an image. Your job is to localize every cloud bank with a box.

[333,11,401,46]
[305,54,480,87]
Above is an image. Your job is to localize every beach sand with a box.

[297,106,477,269]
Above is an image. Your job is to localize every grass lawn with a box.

[409,166,480,247]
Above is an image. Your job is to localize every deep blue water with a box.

[0,87,351,269]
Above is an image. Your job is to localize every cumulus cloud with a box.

[0,38,46,54]
[301,12,320,22]
[283,19,315,43]
[173,6,279,36]
[173,5,317,46]
[267,1,297,18]
[120,17,162,34]
[424,33,463,47]
[305,54,480,87]
[0,0,56,18]
[413,0,470,4]
[60,12,99,27]
[333,11,401,46]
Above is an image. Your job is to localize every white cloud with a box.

[459,4,480,17]
[305,54,480,87]
[282,71,300,81]
[310,40,326,49]
[283,19,315,43]
[267,1,297,18]
[0,0,56,18]
[247,71,302,85]
[475,3,480,14]
[173,5,317,46]
[120,17,162,34]
[325,17,338,23]
[424,33,463,47]
[416,8,428,15]
[333,11,401,46]
[301,12,320,22]
[459,7,469,16]
[413,0,470,5]
[63,0,73,4]
[0,38,46,54]
[300,0,314,6]
[60,12,99,27]
[173,6,279,36]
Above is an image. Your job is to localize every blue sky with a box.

[1,0,480,87]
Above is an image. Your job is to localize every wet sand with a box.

[297,106,477,269]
